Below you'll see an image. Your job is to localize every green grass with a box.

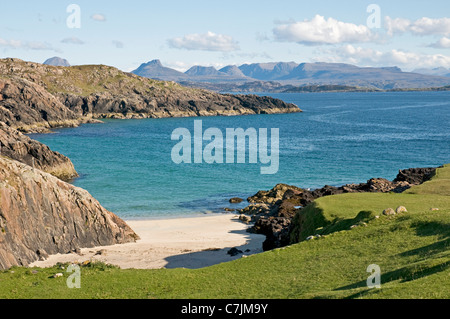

[1,165,449,299]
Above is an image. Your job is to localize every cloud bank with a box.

[316,44,450,69]
[168,31,240,52]
[385,16,450,36]
[273,15,377,45]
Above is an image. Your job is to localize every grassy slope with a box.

[0,165,449,299]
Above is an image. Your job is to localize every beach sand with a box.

[30,214,265,269]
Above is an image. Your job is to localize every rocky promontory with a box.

[0,156,138,270]
[0,58,301,132]
[0,76,92,133]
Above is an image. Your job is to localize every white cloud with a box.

[428,37,450,48]
[0,38,61,52]
[168,31,240,52]
[273,15,377,45]
[385,16,450,36]
[315,44,450,70]
[91,14,106,22]
[61,37,85,45]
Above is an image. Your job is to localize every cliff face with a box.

[0,59,301,129]
[0,122,78,180]
[0,156,138,270]
[0,77,85,133]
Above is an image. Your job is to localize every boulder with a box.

[227,247,243,257]
[396,206,408,214]
[383,208,396,216]
[229,197,244,204]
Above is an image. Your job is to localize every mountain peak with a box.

[43,57,70,67]
[219,65,246,77]
[185,66,222,76]
[132,59,188,81]
[144,59,163,67]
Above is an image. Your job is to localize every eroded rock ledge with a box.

[0,156,139,270]
[0,121,78,180]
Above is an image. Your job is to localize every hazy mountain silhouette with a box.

[43,57,71,67]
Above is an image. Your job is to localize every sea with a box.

[29,91,450,219]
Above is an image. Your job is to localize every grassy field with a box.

[0,165,449,299]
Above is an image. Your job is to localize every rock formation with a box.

[0,156,138,270]
[0,77,84,133]
[0,121,78,180]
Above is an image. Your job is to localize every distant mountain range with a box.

[42,57,450,92]
[132,59,450,91]
[412,67,450,77]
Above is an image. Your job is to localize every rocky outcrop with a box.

[0,77,86,133]
[0,156,138,270]
[56,90,301,120]
[241,167,438,251]
[0,122,78,180]
[393,167,436,185]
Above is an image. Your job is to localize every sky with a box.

[1,0,450,72]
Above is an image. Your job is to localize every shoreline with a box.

[30,214,265,270]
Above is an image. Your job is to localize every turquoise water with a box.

[30,92,450,219]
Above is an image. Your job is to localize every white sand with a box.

[30,214,265,269]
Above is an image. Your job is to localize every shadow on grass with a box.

[334,261,449,299]
[333,220,450,298]
[399,221,450,258]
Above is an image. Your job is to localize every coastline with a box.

[30,214,265,270]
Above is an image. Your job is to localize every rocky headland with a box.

[237,167,438,251]
[0,58,301,133]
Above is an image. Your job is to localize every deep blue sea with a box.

[29,92,450,219]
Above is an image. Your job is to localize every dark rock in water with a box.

[227,247,243,257]
[229,197,244,204]
[0,156,139,270]
[394,167,437,185]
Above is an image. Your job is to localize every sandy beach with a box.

[30,214,265,270]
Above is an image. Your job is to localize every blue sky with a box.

[1,0,450,72]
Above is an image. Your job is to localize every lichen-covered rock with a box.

[396,206,408,214]
[0,156,138,270]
